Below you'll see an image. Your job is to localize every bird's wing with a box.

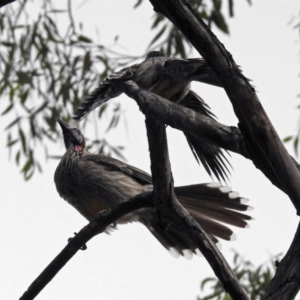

[163,57,223,87]
[73,65,139,121]
[83,154,153,185]
[180,90,231,182]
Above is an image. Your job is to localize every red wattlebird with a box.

[55,119,251,257]
[73,51,231,182]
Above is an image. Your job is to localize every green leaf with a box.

[78,35,93,43]
[5,117,21,130]
[16,71,32,85]
[1,41,15,47]
[148,24,167,47]
[294,137,299,154]
[228,0,234,17]
[15,151,21,166]
[283,136,293,143]
[7,139,18,147]
[133,0,143,9]
[151,14,165,29]
[48,9,67,14]
[211,11,229,34]
[24,169,34,181]
[21,159,32,174]
[30,101,48,118]
[82,51,92,77]
[1,103,14,115]
[19,128,27,153]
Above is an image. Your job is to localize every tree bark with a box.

[263,221,300,300]
[144,114,249,300]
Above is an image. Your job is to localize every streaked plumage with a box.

[54,119,251,256]
[73,51,230,182]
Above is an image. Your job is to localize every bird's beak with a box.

[56,118,73,137]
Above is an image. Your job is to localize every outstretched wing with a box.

[163,58,223,87]
[73,66,137,121]
[180,90,231,182]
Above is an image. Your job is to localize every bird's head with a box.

[57,118,85,153]
[145,51,165,59]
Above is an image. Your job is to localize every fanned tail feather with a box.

[142,183,252,257]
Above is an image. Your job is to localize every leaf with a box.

[151,14,165,29]
[133,0,142,9]
[98,103,107,118]
[148,24,167,47]
[211,11,229,34]
[200,277,215,290]
[294,137,299,155]
[212,0,222,11]
[5,117,21,130]
[7,139,18,147]
[82,51,92,77]
[48,9,67,14]
[283,136,293,143]
[78,35,93,43]
[16,71,32,85]
[20,88,29,104]
[19,128,27,153]
[24,169,34,181]
[21,159,32,174]
[1,41,15,47]
[15,151,21,166]
[1,103,14,115]
[228,0,234,17]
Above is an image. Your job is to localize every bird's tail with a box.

[180,90,232,182]
[142,183,252,257]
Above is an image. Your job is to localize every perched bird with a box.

[54,119,251,256]
[73,51,230,182]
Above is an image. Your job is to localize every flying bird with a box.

[73,51,230,182]
[54,119,251,257]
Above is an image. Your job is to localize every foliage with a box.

[0,0,126,179]
[0,0,249,179]
[198,251,281,300]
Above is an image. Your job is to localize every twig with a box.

[19,193,153,300]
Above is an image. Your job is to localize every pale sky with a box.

[1,1,300,299]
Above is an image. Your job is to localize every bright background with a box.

[1,1,300,299]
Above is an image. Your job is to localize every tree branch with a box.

[124,80,247,156]
[263,220,300,299]
[0,0,15,8]
[148,0,300,214]
[19,193,153,300]
[123,80,298,194]
[144,113,249,299]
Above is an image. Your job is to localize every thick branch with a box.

[124,81,247,156]
[263,221,300,299]
[19,193,153,300]
[148,0,300,214]
[144,114,249,299]
[0,0,15,8]
[123,81,295,194]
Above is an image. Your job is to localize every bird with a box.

[73,51,231,182]
[54,119,251,257]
